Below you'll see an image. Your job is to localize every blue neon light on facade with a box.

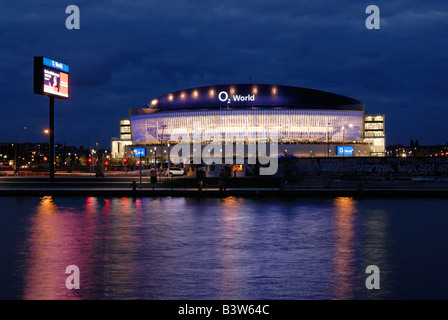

[336,146,354,156]
[133,148,146,157]
[43,57,69,73]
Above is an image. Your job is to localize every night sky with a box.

[1,0,447,149]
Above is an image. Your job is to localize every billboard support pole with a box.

[49,96,55,182]
[327,122,330,158]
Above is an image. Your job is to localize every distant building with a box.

[111,119,133,159]
[364,114,386,156]
[387,144,448,157]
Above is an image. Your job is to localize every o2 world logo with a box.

[218,91,255,104]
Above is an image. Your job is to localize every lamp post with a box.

[139,152,142,190]
[43,129,49,167]
[342,124,353,157]
[153,146,157,172]
[91,149,96,173]
[95,142,99,169]
[14,126,27,174]
[167,142,170,177]
[161,124,167,174]
[327,121,330,157]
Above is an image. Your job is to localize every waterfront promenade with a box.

[2,157,448,197]
[1,174,448,197]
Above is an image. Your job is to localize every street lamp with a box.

[42,129,50,167]
[342,124,353,157]
[95,142,99,166]
[161,124,167,172]
[14,126,27,174]
[91,149,96,173]
[154,146,157,171]
[167,142,170,176]
[326,121,330,157]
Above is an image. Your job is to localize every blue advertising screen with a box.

[133,148,146,157]
[336,146,354,156]
[43,57,70,72]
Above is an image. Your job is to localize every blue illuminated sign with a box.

[43,57,70,73]
[133,148,146,157]
[337,146,354,156]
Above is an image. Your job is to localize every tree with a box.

[143,156,152,166]
[127,157,136,166]
[79,154,87,165]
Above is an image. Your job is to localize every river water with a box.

[0,196,447,300]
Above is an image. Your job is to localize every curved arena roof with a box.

[132,84,363,115]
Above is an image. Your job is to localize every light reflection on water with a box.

[1,196,448,299]
[331,197,357,300]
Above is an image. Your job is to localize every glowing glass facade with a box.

[126,84,385,157]
[131,109,364,144]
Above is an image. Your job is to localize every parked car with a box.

[165,167,185,177]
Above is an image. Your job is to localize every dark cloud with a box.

[0,0,447,147]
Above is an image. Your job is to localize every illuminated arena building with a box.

[116,84,385,159]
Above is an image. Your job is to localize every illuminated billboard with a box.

[34,57,69,99]
[133,148,146,157]
[336,146,354,156]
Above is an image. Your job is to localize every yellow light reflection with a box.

[23,196,78,300]
[332,197,357,300]
[38,196,57,215]
[217,196,244,299]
